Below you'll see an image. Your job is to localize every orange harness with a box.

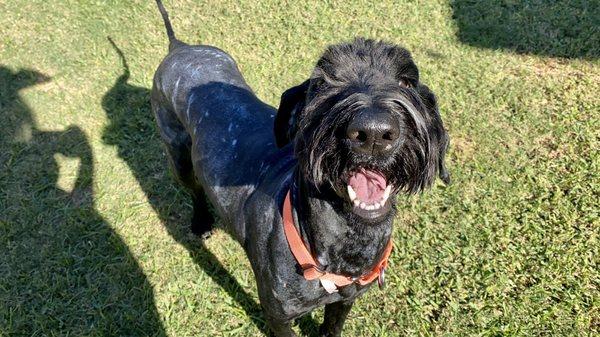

[282,190,392,292]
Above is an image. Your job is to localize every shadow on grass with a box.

[0,66,166,336]
[451,0,599,59]
[101,39,321,336]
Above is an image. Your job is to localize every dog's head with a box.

[275,38,450,221]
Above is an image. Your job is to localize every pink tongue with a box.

[348,169,387,203]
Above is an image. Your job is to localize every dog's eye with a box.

[399,78,413,88]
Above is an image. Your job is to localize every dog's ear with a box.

[417,83,451,185]
[274,79,310,148]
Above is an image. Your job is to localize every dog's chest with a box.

[274,278,370,319]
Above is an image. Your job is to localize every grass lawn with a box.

[0,0,598,336]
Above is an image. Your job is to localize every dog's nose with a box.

[346,112,399,155]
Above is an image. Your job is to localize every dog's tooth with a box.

[347,185,357,201]
[353,199,360,207]
[374,202,381,209]
[385,185,392,196]
[379,185,392,205]
[366,205,375,211]
[383,185,392,200]
[360,202,367,209]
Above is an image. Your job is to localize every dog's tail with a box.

[155,0,186,51]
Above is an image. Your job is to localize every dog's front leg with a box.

[267,318,297,337]
[318,300,355,337]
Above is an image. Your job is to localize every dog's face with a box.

[275,39,450,221]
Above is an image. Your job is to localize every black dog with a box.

[151,1,449,336]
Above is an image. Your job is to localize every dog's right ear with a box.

[274,79,310,148]
[417,83,451,185]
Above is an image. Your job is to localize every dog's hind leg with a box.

[190,190,214,238]
[153,104,215,237]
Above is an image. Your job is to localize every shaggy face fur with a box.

[275,38,450,221]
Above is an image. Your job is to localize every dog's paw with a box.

[191,224,213,240]
[199,229,213,240]
[190,217,214,238]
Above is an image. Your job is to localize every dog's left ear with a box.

[417,83,451,185]
[274,79,310,148]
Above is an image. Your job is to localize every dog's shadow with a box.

[102,40,320,336]
[0,66,166,335]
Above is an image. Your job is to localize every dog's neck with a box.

[291,172,394,277]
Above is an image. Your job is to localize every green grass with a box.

[0,0,598,336]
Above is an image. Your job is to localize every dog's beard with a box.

[294,90,437,219]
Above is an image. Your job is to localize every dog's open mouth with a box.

[346,168,393,217]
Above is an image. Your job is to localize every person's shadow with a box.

[0,67,166,336]
[451,0,599,59]
[101,38,320,336]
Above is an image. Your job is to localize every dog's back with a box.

[151,4,282,233]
